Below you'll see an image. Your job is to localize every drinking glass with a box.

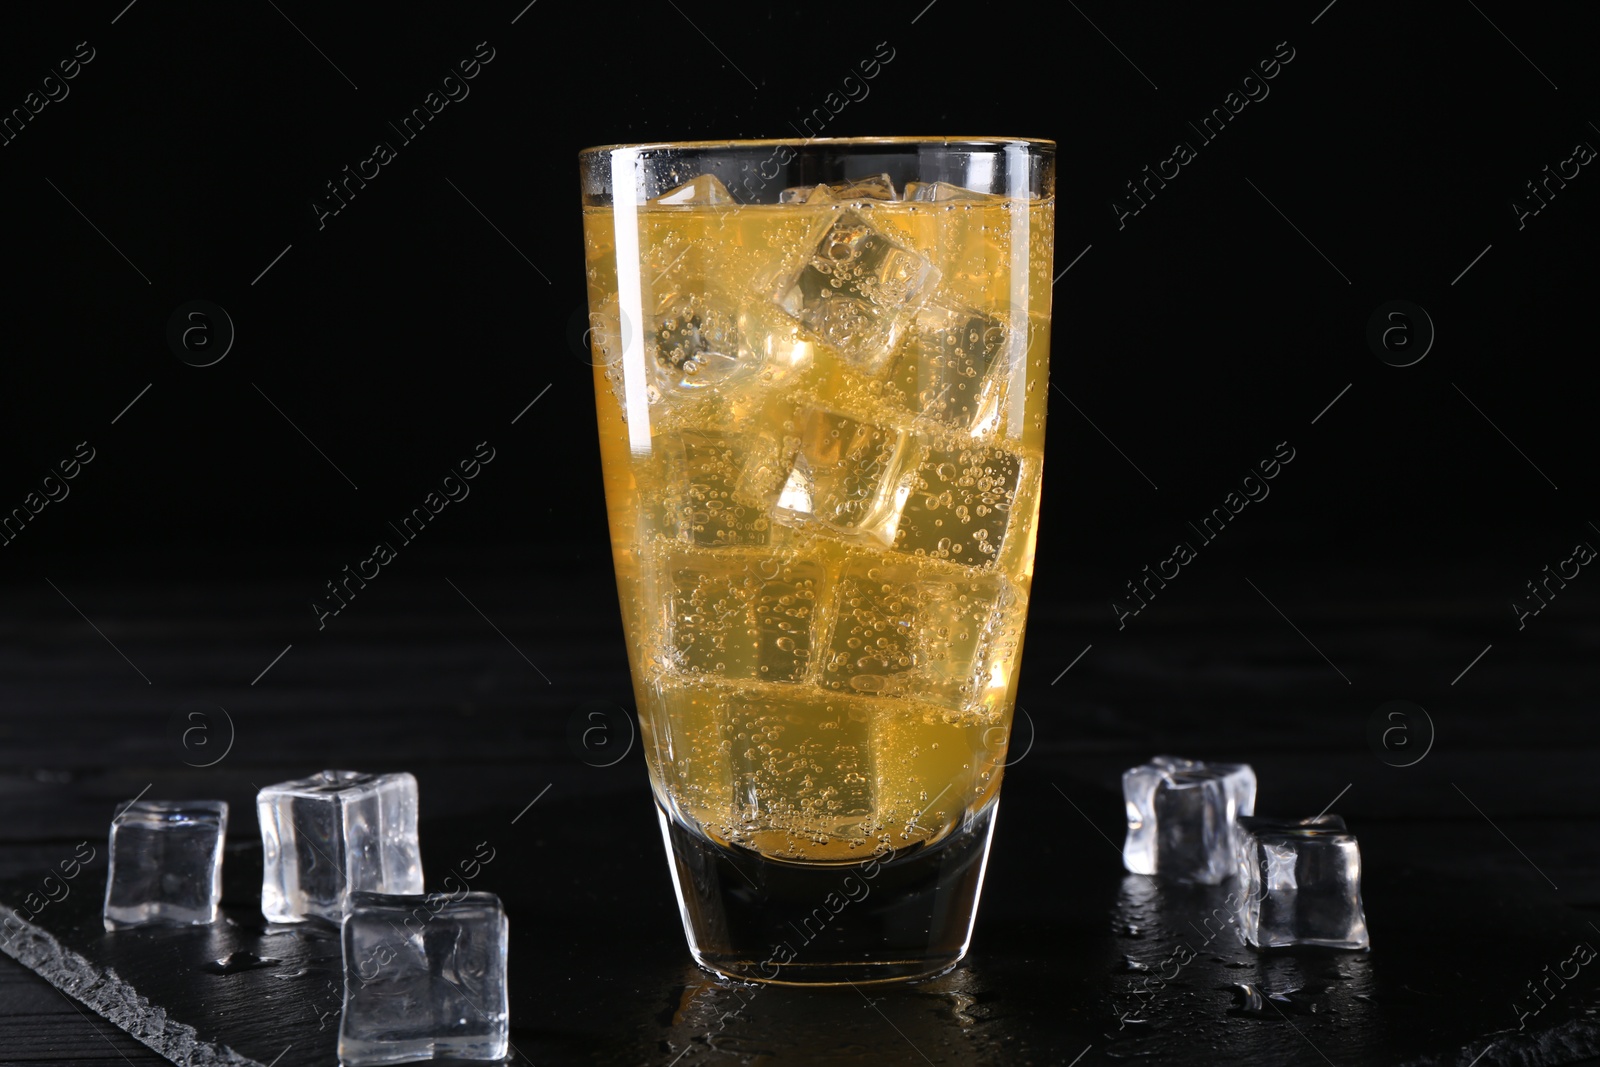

[579,137,1055,984]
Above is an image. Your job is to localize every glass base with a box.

[656,799,998,986]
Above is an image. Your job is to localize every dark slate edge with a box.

[1398,1015,1600,1067]
[0,900,264,1067]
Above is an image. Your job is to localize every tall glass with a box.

[579,138,1054,984]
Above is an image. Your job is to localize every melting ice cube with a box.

[774,209,938,376]
[772,408,910,544]
[890,304,1008,432]
[823,559,1016,713]
[660,431,774,547]
[779,174,898,204]
[1122,756,1257,885]
[650,289,746,391]
[893,445,1022,567]
[102,800,228,930]
[660,551,822,684]
[338,891,509,1064]
[903,181,1005,202]
[1234,814,1369,950]
[257,771,422,924]
[650,174,736,206]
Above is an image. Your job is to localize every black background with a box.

[2,0,1595,568]
[3,1,1600,1064]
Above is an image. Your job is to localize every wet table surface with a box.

[3,555,1599,1066]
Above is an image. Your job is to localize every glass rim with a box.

[578,135,1055,158]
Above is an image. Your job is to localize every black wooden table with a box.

[4,552,1598,1066]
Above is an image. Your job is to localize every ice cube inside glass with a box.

[773,207,939,376]
[339,891,509,1065]
[1235,815,1369,950]
[102,799,228,930]
[257,770,421,923]
[1122,755,1257,884]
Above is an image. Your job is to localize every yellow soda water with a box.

[584,177,1051,864]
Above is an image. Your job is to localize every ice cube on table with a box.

[773,408,911,544]
[1237,813,1347,837]
[1237,815,1346,889]
[257,770,422,924]
[890,304,1008,432]
[1235,816,1369,950]
[650,173,735,206]
[779,174,898,203]
[893,444,1022,567]
[339,891,509,1065]
[1122,756,1257,885]
[660,551,822,683]
[774,208,938,376]
[102,800,227,930]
